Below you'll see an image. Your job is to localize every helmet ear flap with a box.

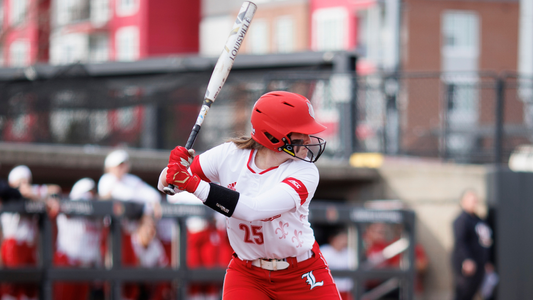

[257,130,287,151]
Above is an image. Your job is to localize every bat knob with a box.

[163,185,176,196]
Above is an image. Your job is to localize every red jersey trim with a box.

[190,156,210,182]
[246,149,279,175]
[282,177,308,205]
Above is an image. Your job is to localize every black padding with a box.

[204,183,239,217]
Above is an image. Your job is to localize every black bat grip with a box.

[185,124,201,150]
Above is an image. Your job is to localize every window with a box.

[356,10,368,57]
[50,33,88,65]
[441,11,480,154]
[91,0,110,25]
[441,11,479,72]
[116,26,139,61]
[313,7,348,51]
[56,0,90,25]
[248,19,268,54]
[89,34,108,62]
[275,16,294,53]
[0,1,4,29]
[9,40,29,67]
[116,0,138,16]
[11,0,27,25]
[199,15,233,57]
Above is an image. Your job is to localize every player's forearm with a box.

[231,188,295,221]
[193,181,295,221]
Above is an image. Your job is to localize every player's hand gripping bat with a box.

[164,1,257,195]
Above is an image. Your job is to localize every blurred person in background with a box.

[320,226,355,300]
[97,149,168,299]
[97,149,164,261]
[391,224,428,300]
[363,222,429,300]
[363,222,400,300]
[167,191,232,300]
[1,165,61,300]
[52,177,103,300]
[126,214,171,300]
[452,189,494,300]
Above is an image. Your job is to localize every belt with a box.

[244,250,313,271]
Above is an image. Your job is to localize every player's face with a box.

[288,132,326,163]
[289,133,311,160]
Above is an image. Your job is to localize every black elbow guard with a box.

[204,183,239,217]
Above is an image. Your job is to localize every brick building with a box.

[0,0,200,66]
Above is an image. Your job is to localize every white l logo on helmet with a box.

[307,102,316,119]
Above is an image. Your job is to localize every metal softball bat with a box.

[164,1,257,195]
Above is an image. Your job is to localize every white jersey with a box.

[194,142,319,260]
[98,173,161,205]
[0,213,37,244]
[320,244,355,292]
[56,214,102,265]
[98,173,161,234]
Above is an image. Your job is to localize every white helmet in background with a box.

[70,178,96,201]
[8,165,32,186]
[104,149,130,168]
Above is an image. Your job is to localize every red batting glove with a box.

[166,163,201,193]
[169,146,195,168]
[166,146,200,193]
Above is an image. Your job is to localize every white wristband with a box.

[193,180,210,202]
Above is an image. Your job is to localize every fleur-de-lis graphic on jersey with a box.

[301,271,324,290]
[275,221,289,239]
[292,230,303,248]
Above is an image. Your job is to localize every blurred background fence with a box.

[0,64,530,164]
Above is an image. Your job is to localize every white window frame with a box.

[441,10,480,66]
[115,26,139,61]
[50,33,89,65]
[10,0,27,26]
[247,18,269,54]
[9,40,29,67]
[441,10,480,154]
[199,15,233,57]
[116,0,138,17]
[312,7,348,51]
[91,0,110,25]
[275,16,294,53]
[0,1,4,29]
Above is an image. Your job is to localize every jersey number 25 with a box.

[239,224,264,245]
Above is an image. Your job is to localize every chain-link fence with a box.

[0,64,530,164]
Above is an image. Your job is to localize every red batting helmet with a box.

[251,91,327,162]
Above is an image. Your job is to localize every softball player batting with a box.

[159,91,342,299]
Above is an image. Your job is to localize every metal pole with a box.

[111,212,122,300]
[494,77,505,164]
[443,83,455,160]
[351,73,359,153]
[177,218,189,299]
[40,213,53,300]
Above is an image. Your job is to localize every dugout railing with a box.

[0,200,416,300]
